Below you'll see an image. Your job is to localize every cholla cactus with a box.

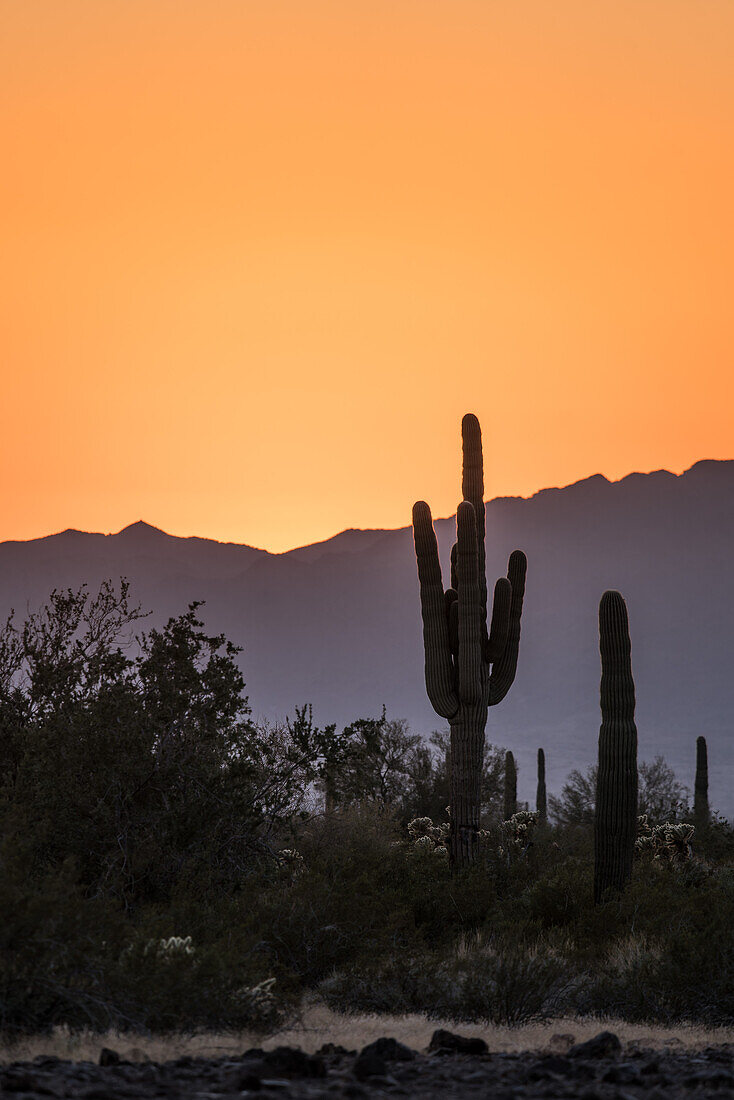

[233,977,279,1022]
[143,936,195,960]
[475,812,537,863]
[503,810,538,851]
[407,816,450,856]
[278,848,305,877]
[636,822,695,867]
[408,816,450,843]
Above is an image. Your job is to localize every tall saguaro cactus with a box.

[504,750,518,821]
[694,735,709,831]
[536,748,547,824]
[594,590,638,904]
[412,414,527,867]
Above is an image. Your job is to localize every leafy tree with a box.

[402,729,506,826]
[549,757,690,827]
[0,582,278,905]
[548,767,597,827]
[286,705,423,811]
[638,756,690,822]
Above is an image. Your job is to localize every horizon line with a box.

[1,457,730,556]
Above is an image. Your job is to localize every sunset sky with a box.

[2,0,732,552]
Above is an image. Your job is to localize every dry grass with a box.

[2,1004,732,1064]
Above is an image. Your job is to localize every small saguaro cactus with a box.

[412,414,527,867]
[694,735,709,831]
[504,750,518,821]
[536,748,547,824]
[594,590,638,904]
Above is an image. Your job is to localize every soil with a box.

[1,1029,733,1099]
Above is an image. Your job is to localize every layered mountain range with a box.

[2,460,732,814]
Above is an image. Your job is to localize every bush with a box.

[319,936,575,1024]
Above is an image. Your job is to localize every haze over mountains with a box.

[1,461,732,814]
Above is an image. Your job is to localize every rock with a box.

[353,1050,388,1080]
[99,1047,121,1067]
[640,1057,661,1075]
[568,1031,622,1059]
[686,1069,734,1087]
[602,1061,642,1084]
[261,1047,326,1078]
[316,1043,353,1058]
[428,1029,489,1056]
[537,1055,571,1074]
[1,1069,36,1092]
[548,1033,576,1053]
[358,1038,416,1063]
[238,1069,264,1090]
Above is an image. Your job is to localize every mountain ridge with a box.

[6,458,729,555]
[1,458,732,814]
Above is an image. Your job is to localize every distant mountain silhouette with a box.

[1,460,732,814]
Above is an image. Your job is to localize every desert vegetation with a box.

[0,580,732,1039]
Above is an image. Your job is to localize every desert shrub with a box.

[580,896,734,1026]
[235,805,423,985]
[519,858,594,930]
[0,839,128,1034]
[694,812,734,863]
[319,935,575,1024]
[109,922,294,1033]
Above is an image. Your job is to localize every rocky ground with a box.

[1,1030,733,1099]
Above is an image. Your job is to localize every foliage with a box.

[1,581,733,1034]
[549,758,690,827]
[0,584,288,906]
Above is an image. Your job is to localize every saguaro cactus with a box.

[536,748,547,824]
[694,735,709,831]
[504,750,518,821]
[594,590,638,904]
[412,414,527,867]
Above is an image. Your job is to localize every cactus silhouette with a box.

[694,735,709,831]
[412,413,526,866]
[504,750,518,821]
[594,590,638,904]
[536,747,547,824]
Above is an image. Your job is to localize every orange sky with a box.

[2,0,732,552]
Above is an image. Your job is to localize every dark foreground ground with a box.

[2,1031,733,1099]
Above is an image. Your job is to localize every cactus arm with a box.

[486,577,511,663]
[455,501,484,705]
[461,414,488,630]
[450,542,458,591]
[445,588,459,658]
[488,549,527,705]
[412,501,459,719]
